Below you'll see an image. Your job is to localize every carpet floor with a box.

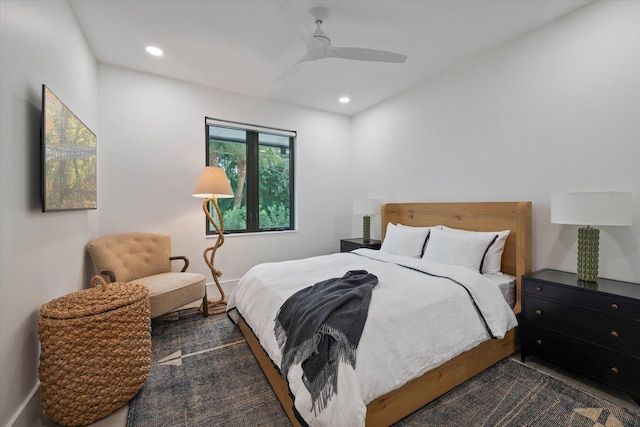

[127,309,640,426]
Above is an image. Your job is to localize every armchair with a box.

[87,232,208,318]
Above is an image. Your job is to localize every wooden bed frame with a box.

[237,201,532,426]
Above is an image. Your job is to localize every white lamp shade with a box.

[353,198,381,215]
[192,166,234,199]
[551,192,632,226]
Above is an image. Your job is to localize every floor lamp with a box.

[193,166,234,315]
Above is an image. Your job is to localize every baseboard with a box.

[6,382,41,427]
[207,278,238,298]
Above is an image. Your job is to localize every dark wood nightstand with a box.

[521,269,640,404]
[340,238,381,253]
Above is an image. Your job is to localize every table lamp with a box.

[193,166,234,314]
[551,191,632,282]
[353,198,381,242]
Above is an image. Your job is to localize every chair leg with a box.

[202,287,209,317]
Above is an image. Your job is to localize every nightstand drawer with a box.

[523,280,640,319]
[523,296,640,354]
[523,325,640,395]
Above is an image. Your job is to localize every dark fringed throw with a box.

[274,270,378,414]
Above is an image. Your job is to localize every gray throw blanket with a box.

[274,270,378,414]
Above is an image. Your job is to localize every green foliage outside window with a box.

[206,122,294,233]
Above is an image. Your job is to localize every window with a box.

[205,117,295,234]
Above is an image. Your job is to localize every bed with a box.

[229,201,532,426]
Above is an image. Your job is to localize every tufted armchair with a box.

[87,232,208,318]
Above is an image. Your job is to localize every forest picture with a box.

[42,85,97,211]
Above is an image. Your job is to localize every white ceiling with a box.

[69,0,592,116]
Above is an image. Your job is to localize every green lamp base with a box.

[363,215,371,242]
[577,226,599,282]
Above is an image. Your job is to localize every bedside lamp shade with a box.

[551,192,632,226]
[353,198,381,242]
[551,192,632,281]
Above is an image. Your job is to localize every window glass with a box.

[206,121,294,234]
[259,133,291,230]
[207,130,246,231]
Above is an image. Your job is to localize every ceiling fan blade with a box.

[326,46,407,63]
[274,52,318,83]
[273,0,312,45]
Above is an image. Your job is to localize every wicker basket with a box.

[38,275,151,426]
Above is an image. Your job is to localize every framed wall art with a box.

[42,84,97,211]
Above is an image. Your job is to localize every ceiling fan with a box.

[300,19,407,64]
[274,1,407,79]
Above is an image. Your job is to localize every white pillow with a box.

[439,226,510,274]
[422,228,498,272]
[380,223,431,258]
[397,223,434,232]
[397,223,434,256]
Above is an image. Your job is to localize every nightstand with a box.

[521,269,640,404]
[340,238,381,253]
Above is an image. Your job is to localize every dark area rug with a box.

[394,359,640,427]
[127,308,289,426]
[128,309,640,427]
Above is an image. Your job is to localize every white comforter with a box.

[227,249,518,427]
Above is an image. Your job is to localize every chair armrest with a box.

[170,256,189,272]
[101,270,116,283]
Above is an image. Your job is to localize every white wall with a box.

[0,1,99,425]
[97,65,353,292]
[351,0,640,282]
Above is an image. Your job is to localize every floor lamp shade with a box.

[551,192,632,281]
[353,198,381,242]
[192,166,234,199]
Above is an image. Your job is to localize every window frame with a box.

[205,117,295,235]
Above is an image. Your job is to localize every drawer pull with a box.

[610,366,619,375]
[610,330,619,338]
[611,303,619,310]
[535,339,543,346]
[535,309,543,316]
[535,286,543,292]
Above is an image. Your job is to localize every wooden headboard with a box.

[381,202,532,314]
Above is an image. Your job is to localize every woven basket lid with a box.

[40,275,149,320]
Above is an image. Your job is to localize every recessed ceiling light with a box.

[339,97,350,104]
[145,46,164,57]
